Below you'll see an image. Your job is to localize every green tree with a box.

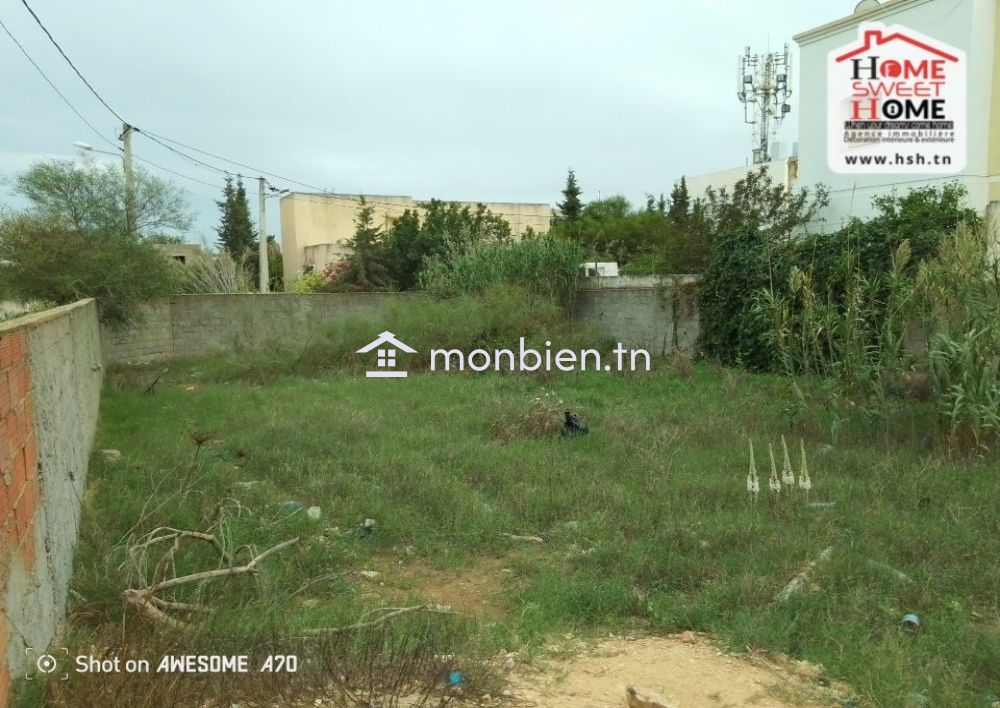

[215,176,257,260]
[556,169,584,222]
[338,197,390,291]
[266,235,284,291]
[2,159,187,323]
[16,159,191,240]
[667,177,690,227]
[384,201,512,290]
[0,215,176,324]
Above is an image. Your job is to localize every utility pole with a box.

[258,177,270,293]
[120,123,136,238]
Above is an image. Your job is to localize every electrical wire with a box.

[0,15,118,150]
[14,0,554,215]
[18,0,127,124]
[139,130,327,191]
[131,154,222,189]
[1,16,224,190]
[16,0,328,193]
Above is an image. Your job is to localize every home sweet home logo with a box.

[827,23,966,174]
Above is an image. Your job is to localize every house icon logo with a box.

[826,22,966,174]
[356,331,417,378]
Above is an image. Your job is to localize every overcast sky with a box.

[1,1,846,242]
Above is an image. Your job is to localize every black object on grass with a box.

[562,410,589,437]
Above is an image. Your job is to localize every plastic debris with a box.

[806,502,836,510]
[280,501,304,512]
[306,506,321,520]
[867,560,912,583]
[447,670,464,686]
[561,410,589,436]
[901,613,921,631]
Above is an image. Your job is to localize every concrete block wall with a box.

[0,300,102,706]
[103,293,413,364]
[102,285,700,365]
[575,276,700,355]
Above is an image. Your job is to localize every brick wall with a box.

[0,301,102,707]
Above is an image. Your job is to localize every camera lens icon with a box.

[36,654,58,673]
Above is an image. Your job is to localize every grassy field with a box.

[56,361,999,707]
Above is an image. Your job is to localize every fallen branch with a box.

[294,604,453,638]
[124,536,299,628]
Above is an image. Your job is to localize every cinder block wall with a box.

[0,301,103,705]
[103,293,417,364]
[102,285,700,366]
[575,275,700,355]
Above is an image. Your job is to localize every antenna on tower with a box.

[737,44,792,164]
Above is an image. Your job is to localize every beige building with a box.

[279,193,552,285]
[153,243,205,265]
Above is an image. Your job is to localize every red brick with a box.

[0,333,26,368]
[0,432,11,479]
[23,434,38,479]
[7,365,27,403]
[0,372,10,415]
[12,450,26,489]
[13,482,37,530]
[3,415,17,446]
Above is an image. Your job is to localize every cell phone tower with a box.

[737,44,792,164]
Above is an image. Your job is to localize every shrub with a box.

[174,251,254,293]
[699,181,978,370]
[0,216,176,325]
[420,233,583,305]
[916,225,1000,450]
[290,271,327,293]
[696,168,828,368]
[757,223,1000,453]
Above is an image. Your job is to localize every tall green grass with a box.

[420,233,583,305]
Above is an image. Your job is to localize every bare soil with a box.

[507,633,853,708]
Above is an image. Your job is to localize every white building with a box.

[794,0,999,229]
[683,0,999,233]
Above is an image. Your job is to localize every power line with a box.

[18,0,127,124]
[1,16,224,190]
[131,154,222,189]
[139,130,327,191]
[0,16,118,150]
[16,0,327,193]
[140,132,235,177]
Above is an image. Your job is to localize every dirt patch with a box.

[508,633,852,708]
[378,555,524,620]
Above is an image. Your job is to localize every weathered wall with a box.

[103,284,700,365]
[103,293,416,364]
[0,300,102,705]
[575,276,700,355]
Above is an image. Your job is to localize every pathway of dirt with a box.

[506,633,852,708]
[356,555,854,707]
